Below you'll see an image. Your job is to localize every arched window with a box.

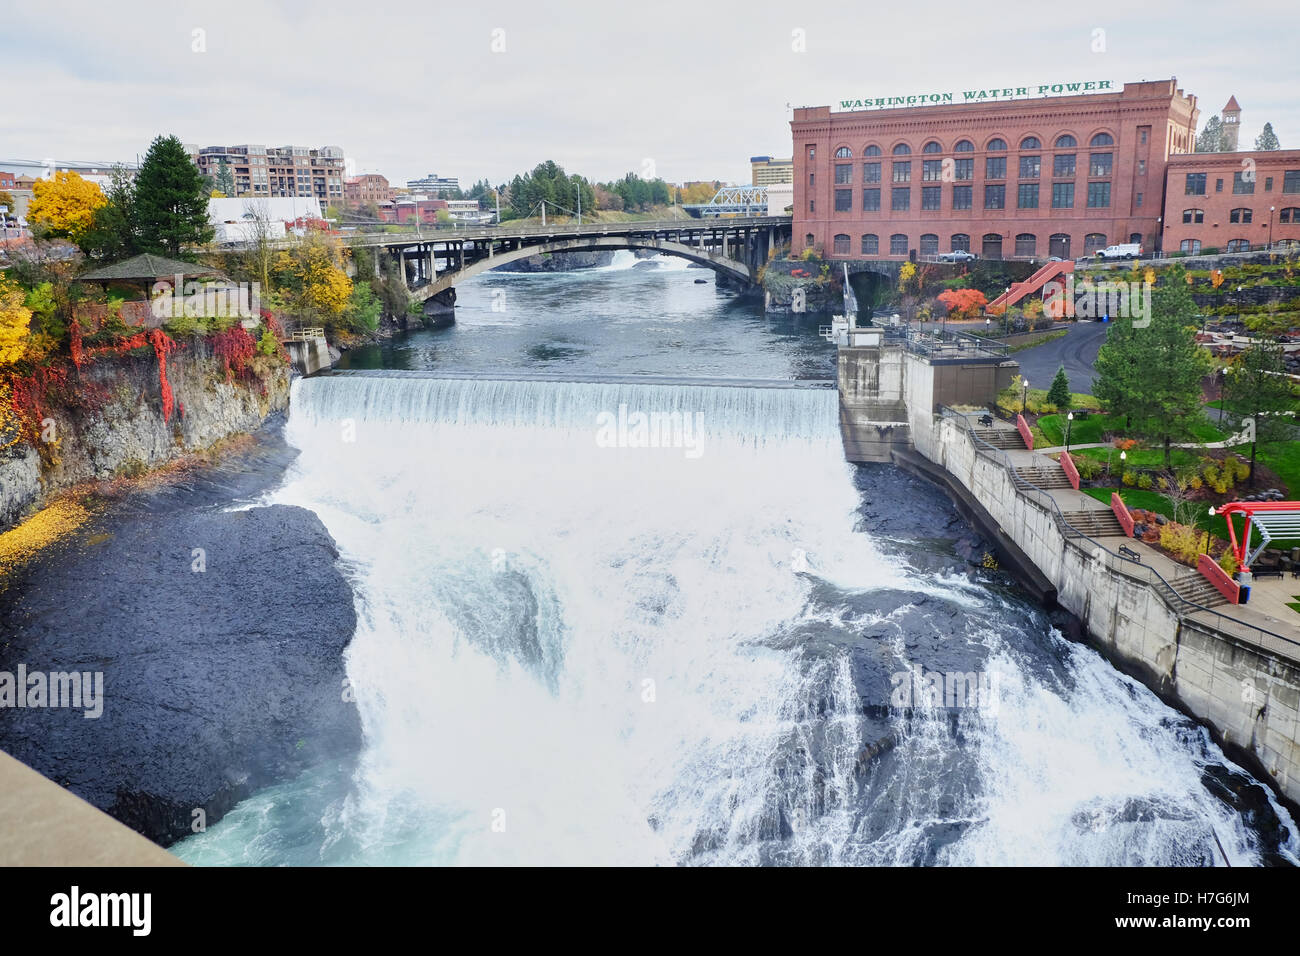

[1279,207,1300,224]
[981,233,1003,259]
[1049,234,1071,259]
[1183,208,1204,224]
[833,233,851,255]
[920,233,939,256]
[1084,232,1107,254]
[1129,232,1142,245]
[892,143,912,156]
[1015,233,1037,258]
[834,146,853,158]
[922,141,942,153]
[805,233,815,249]
[1226,238,1250,253]
[954,140,974,152]
[1229,207,1253,224]
[1055,134,1077,148]
[863,145,882,157]
[1090,132,1114,147]
[1020,136,1040,150]
[1180,239,1202,254]
[987,138,1007,151]
[889,233,908,256]
[950,233,971,252]
[861,233,879,255]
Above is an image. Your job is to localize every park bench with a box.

[978,414,994,428]
[1118,544,1141,562]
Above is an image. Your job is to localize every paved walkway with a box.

[989,436,1300,660]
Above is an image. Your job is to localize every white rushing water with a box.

[176,373,1298,866]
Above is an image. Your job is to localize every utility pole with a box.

[576,176,581,226]
[541,200,546,228]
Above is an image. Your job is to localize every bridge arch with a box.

[412,235,756,301]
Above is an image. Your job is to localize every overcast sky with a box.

[4,0,1294,188]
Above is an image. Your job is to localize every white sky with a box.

[3,0,1294,188]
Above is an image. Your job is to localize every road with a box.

[1013,320,1109,393]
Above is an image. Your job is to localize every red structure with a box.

[1111,492,1134,537]
[1015,413,1034,451]
[1215,501,1300,569]
[1059,450,1080,490]
[1196,553,1241,604]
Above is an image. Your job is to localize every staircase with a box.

[987,259,1075,314]
[1060,509,1126,538]
[974,425,1028,450]
[1013,463,1074,489]
[1171,570,1232,609]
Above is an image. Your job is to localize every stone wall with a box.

[0,345,290,532]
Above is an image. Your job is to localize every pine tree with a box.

[1255,122,1281,151]
[1047,363,1071,409]
[132,134,214,257]
[215,159,235,196]
[1196,115,1230,153]
[1223,342,1297,484]
[1093,265,1213,465]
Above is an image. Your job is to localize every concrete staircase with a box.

[1060,509,1126,538]
[1013,463,1074,489]
[1171,569,1232,609]
[975,426,1028,450]
[987,259,1075,313]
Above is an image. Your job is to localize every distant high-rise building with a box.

[407,173,460,194]
[1221,95,1242,151]
[190,144,347,208]
[751,156,794,186]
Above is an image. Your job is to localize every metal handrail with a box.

[941,406,1300,654]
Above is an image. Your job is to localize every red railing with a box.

[1111,492,1134,537]
[1016,413,1034,451]
[1059,450,1080,490]
[1197,553,1241,605]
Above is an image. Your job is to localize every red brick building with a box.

[1161,150,1300,254]
[345,173,391,205]
[792,79,1200,261]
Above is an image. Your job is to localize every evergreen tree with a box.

[1196,115,1230,152]
[1047,363,1071,409]
[215,158,235,196]
[1093,264,1213,465]
[79,165,138,261]
[1255,122,1281,151]
[1223,342,1298,485]
[132,134,214,257]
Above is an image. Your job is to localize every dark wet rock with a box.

[1201,764,1294,866]
[0,503,360,847]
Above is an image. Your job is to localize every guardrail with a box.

[286,327,324,341]
[941,406,1300,655]
[332,216,792,245]
[887,325,1010,358]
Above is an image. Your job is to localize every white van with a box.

[1096,243,1141,260]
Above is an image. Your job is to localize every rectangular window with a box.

[1185,172,1207,195]
[862,188,880,211]
[1089,153,1112,177]
[834,188,852,212]
[952,185,972,210]
[1087,181,1111,207]
[1233,171,1255,194]
[1285,170,1300,193]
[807,145,816,160]
[1136,192,1143,207]
[809,172,815,187]
[1019,155,1040,178]
[1053,154,1076,177]
[863,162,881,183]
[809,200,814,212]
[835,164,852,185]
[892,161,911,183]
[890,234,908,256]
[1230,208,1253,224]
[1216,178,1223,192]
[1017,183,1039,209]
[1138,160,1145,174]
[921,186,942,210]
[1052,182,1074,208]
[984,184,1005,209]
[1140,128,1149,144]
[1265,176,1274,192]
[954,158,974,181]
[891,187,910,211]
[922,160,944,182]
[986,156,1006,180]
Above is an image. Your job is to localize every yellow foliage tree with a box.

[276,235,352,322]
[0,278,33,365]
[27,171,106,243]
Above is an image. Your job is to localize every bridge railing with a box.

[336,216,792,246]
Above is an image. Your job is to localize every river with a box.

[172,252,1299,866]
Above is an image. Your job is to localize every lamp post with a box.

[1065,411,1074,452]
[1119,449,1127,480]
[1207,506,1216,556]
[1269,206,1275,254]
[1022,378,1029,415]
[1003,287,1011,335]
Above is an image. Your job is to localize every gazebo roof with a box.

[79,253,225,283]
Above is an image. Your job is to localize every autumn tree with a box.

[0,277,33,365]
[936,287,988,320]
[27,171,106,243]
[275,233,353,332]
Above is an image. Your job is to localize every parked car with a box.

[1096,242,1142,260]
[939,250,978,263]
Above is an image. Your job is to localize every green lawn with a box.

[1075,446,1204,469]
[1084,487,1228,538]
[1040,413,1228,448]
[1258,441,1300,495]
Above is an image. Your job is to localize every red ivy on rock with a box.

[211,326,256,384]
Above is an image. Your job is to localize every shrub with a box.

[1122,471,1136,486]
[1202,463,1220,485]
[1214,478,1230,495]
[1075,456,1101,480]
[1189,475,1204,490]
[1137,472,1153,490]
[1219,550,1239,575]
[1160,522,1201,565]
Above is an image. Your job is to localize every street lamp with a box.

[1269,206,1275,253]
[1022,378,1029,415]
[1065,411,1074,452]
[1004,287,1012,335]
[1207,506,1216,555]
[1119,449,1127,480]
